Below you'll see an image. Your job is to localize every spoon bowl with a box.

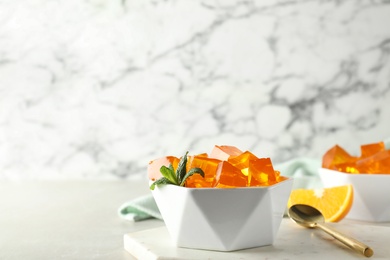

[288,204,324,228]
[288,204,373,258]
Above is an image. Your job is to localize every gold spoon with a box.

[288,204,374,258]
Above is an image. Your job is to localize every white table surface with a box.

[1,180,389,260]
[0,179,163,260]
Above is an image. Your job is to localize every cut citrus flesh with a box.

[287,185,354,222]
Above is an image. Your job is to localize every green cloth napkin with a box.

[276,158,322,189]
[118,194,162,221]
[118,157,322,222]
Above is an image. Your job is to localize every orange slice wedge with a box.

[287,185,354,222]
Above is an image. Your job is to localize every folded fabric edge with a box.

[118,194,162,222]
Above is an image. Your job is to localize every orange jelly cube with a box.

[227,151,257,170]
[185,156,220,188]
[209,145,243,161]
[227,151,276,186]
[322,145,357,171]
[360,142,385,158]
[148,156,179,181]
[213,161,248,188]
[249,158,277,186]
[356,150,390,174]
[334,162,360,174]
[322,141,390,174]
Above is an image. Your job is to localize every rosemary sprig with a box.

[150,151,205,190]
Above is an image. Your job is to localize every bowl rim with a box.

[151,177,293,191]
[319,167,390,177]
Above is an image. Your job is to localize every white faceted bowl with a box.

[319,168,390,222]
[151,178,293,251]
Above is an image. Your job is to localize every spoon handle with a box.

[316,223,373,257]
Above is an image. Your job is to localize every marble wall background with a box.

[1,0,389,180]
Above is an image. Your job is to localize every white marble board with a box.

[124,219,390,259]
